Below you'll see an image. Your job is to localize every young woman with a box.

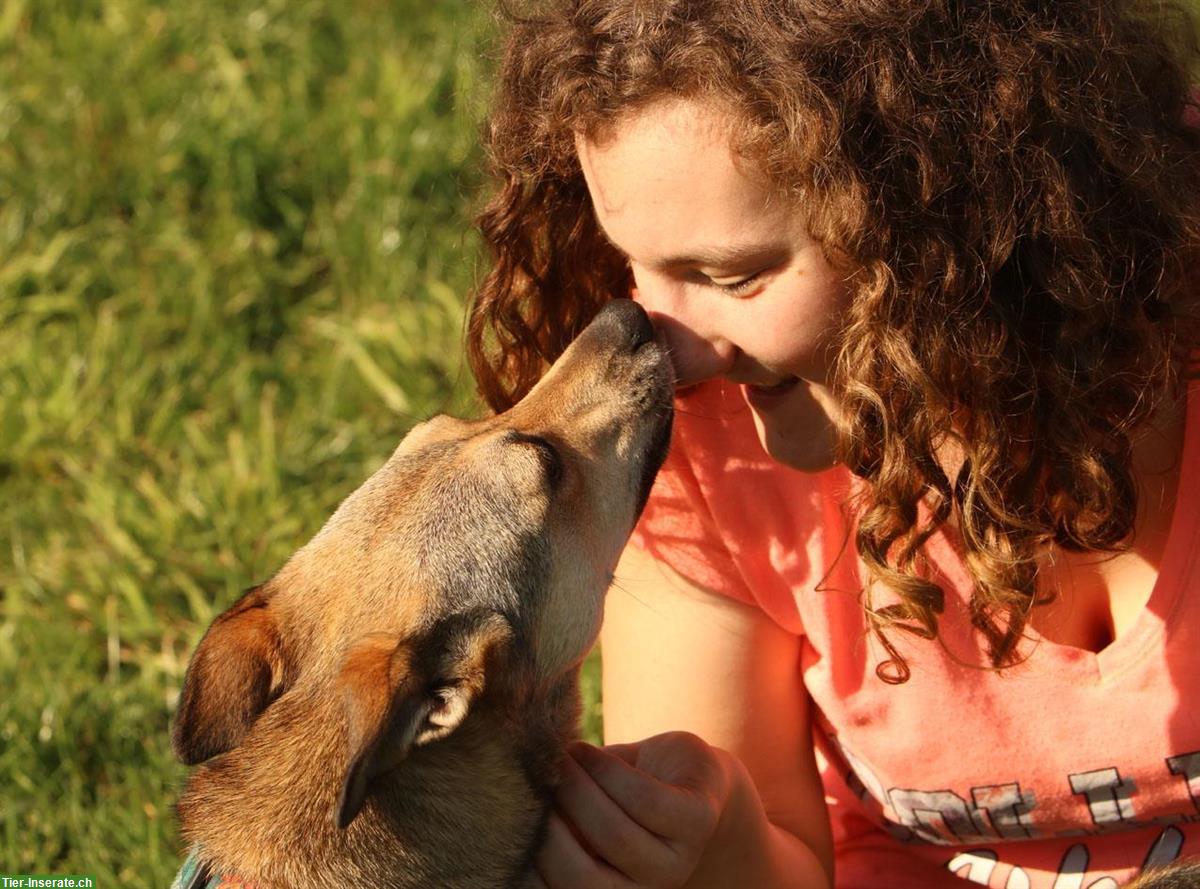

[467,2,1200,886]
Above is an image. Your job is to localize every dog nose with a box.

[594,298,655,352]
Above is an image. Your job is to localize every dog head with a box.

[172,299,673,835]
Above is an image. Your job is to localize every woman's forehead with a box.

[575,98,794,263]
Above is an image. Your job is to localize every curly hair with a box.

[467,0,1200,681]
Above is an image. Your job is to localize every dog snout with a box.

[592,298,656,353]
[507,297,674,439]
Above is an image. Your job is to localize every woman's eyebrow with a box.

[594,218,785,270]
[655,243,788,270]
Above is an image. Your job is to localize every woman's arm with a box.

[534,541,831,888]
[603,543,832,887]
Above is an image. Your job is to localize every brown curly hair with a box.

[467,0,1200,681]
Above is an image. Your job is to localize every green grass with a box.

[0,2,610,884]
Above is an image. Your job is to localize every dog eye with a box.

[509,433,564,488]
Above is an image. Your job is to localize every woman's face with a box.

[576,98,852,471]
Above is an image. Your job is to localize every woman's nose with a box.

[630,280,737,388]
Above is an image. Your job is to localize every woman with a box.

[467,2,1200,886]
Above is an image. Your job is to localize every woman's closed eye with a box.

[701,269,769,296]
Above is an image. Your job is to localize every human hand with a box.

[531,731,737,889]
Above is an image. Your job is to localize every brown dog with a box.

[171,299,673,889]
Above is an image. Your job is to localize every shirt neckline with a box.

[1020,378,1200,681]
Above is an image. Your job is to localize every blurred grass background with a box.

[0,1,604,884]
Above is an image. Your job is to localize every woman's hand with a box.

[531,731,739,889]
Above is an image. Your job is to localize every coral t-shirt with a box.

[630,379,1200,889]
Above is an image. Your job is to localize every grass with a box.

[0,1,612,884]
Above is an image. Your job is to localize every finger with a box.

[537,809,632,889]
[556,746,673,881]
[597,733,721,791]
[526,871,550,889]
[591,741,640,767]
[570,742,716,842]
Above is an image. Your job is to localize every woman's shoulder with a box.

[668,379,849,502]
[632,380,854,632]
[671,380,762,463]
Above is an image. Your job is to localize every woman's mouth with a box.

[746,376,800,399]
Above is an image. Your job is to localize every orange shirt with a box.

[631,379,1200,888]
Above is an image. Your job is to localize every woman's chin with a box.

[755,423,840,471]
[740,379,841,472]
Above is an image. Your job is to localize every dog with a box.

[169,299,673,889]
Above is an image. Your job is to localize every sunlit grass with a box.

[0,1,594,884]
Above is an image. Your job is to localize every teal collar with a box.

[171,849,259,889]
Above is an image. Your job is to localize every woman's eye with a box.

[709,270,766,296]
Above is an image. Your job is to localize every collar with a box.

[174,850,261,889]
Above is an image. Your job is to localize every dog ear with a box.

[172,586,290,765]
[335,611,514,829]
